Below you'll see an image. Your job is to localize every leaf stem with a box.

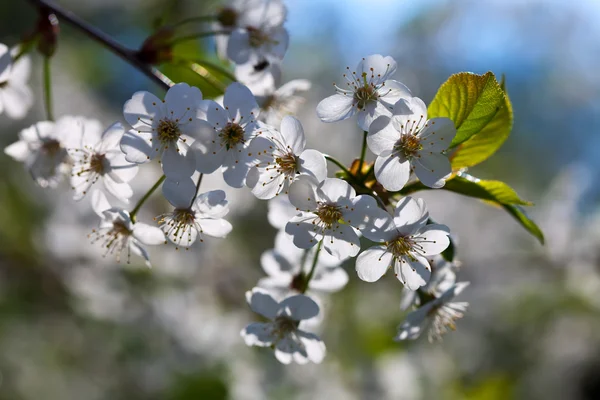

[188,173,204,208]
[42,56,53,121]
[28,0,172,90]
[302,240,322,293]
[130,175,166,222]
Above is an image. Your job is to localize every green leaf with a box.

[428,72,505,148]
[502,204,545,244]
[451,79,513,168]
[396,174,543,244]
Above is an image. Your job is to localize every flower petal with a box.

[246,287,279,319]
[194,190,229,218]
[161,142,196,179]
[393,196,429,234]
[355,246,393,282]
[279,294,320,321]
[224,82,259,123]
[418,117,456,152]
[396,254,431,290]
[241,322,275,347]
[120,130,156,164]
[123,91,163,129]
[317,178,355,203]
[412,152,451,188]
[413,224,450,256]
[285,213,321,249]
[288,175,318,211]
[280,115,305,154]
[378,79,412,107]
[164,83,203,119]
[367,115,397,156]
[133,222,166,246]
[323,223,360,259]
[316,94,355,123]
[374,153,410,191]
[297,149,327,182]
[199,218,233,238]
[162,177,196,208]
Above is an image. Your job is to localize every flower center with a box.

[396,134,423,158]
[289,272,305,292]
[247,26,274,48]
[41,139,62,155]
[157,119,181,144]
[172,208,195,225]
[219,122,245,150]
[387,236,414,257]
[274,315,298,337]
[275,152,298,175]
[316,203,343,228]
[90,153,106,174]
[354,85,378,110]
[217,7,238,27]
[111,220,132,237]
[260,94,277,111]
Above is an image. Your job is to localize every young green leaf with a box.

[502,204,545,244]
[451,84,513,169]
[428,72,505,148]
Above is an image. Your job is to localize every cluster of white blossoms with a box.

[0,43,34,119]
[2,0,470,365]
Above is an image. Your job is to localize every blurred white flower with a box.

[356,196,450,290]
[89,190,165,267]
[316,54,411,131]
[241,287,326,364]
[235,59,282,96]
[194,82,260,188]
[68,122,139,203]
[4,116,95,187]
[246,116,327,199]
[368,97,455,190]
[259,230,348,297]
[256,79,311,126]
[0,43,33,119]
[285,176,373,260]
[121,83,203,180]
[395,281,469,342]
[399,255,459,311]
[159,178,233,249]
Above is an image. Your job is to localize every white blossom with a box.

[241,287,326,364]
[4,116,95,187]
[355,196,450,290]
[399,255,459,311]
[194,82,260,188]
[246,116,327,199]
[68,122,139,203]
[0,43,33,119]
[89,190,166,267]
[259,230,348,297]
[285,176,374,260]
[121,83,204,180]
[235,59,282,96]
[256,79,311,126]
[368,96,456,191]
[395,282,469,342]
[316,54,411,131]
[158,178,233,249]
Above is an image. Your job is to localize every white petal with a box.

[374,153,410,191]
[378,80,412,107]
[356,54,397,86]
[418,118,456,152]
[4,140,29,161]
[413,224,450,256]
[0,85,33,119]
[367,115,397,156]
[288,175,318,211]
[393,196,429,234]
[129,240,152,268]
[261,249,297,279]
[199,218,232,238]
[317,178,355,203]
[285,214,321,249]
[91,189,111,217]
[192,124,226,174]
[357,100,392,131]
[194,189,229,218]
[413,153,452,189]
[162,177,196,208]
[274,337,299,364]
[227,29,252,64]
[280,115,305,154]
[241,322,275,347]
[316,94,355,123]
[0,43,11,82]
[161,142,196,179]
[348,195,396,242]
[133,223,166,246]
[164,83,203,119]
[323,223,360,259]
[297,149,327,182]
[103,175,133,203]
[246,287,279,319]
[249,167,286,199]
[268,27,289,60]
[396,254,431,290]
[120,130,156,163]
[297,331,326,364]
[268,195,298,230]
[107,154,139,183]
[356,246,393,282]
[98,122,125,152]
[222,151,251,188]
[309,267,348,292]
[279,294,320,320]
[395,306,430,341]
[123,91,163,129]
[224,82,259,123]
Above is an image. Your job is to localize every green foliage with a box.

[451,78,513,169]
[428,72,506,149]
[397,174,544,244]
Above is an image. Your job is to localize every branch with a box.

[28,0,173,90]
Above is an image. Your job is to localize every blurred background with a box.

[1,0,600,398]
